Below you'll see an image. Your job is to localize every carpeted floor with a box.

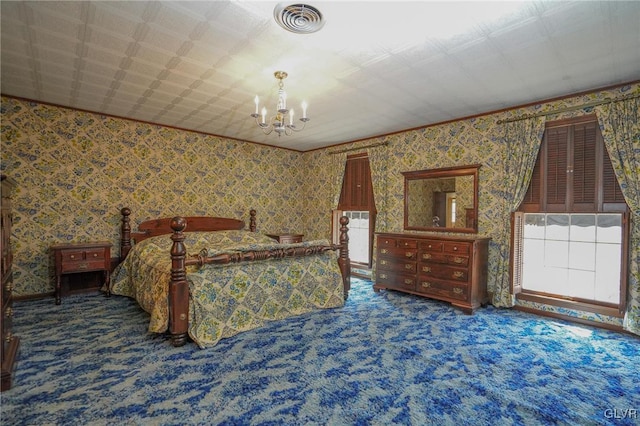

[2,278,639,425]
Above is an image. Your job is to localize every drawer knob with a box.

[453,287,463,294]
[453,271,464,279]
[93,253,98,257]
[70,255,76,259]
[453,246,458,251]
[428,244,432,249]
[404,242,409,246]
[422,266,431,273]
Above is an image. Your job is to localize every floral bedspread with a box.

[110,230,345,348]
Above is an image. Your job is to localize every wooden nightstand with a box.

[266,233,303,244]
[51,242,112,305]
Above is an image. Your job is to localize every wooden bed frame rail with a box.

[118,208,350,347]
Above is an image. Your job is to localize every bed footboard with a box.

[167,216,350,347]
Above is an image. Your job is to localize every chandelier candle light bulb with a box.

[250,71,310,136]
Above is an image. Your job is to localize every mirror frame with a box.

[402,164,481,233]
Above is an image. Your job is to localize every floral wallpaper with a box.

[2,81,638,332]
[1,98,305,296]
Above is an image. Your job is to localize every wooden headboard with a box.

[119,207,257,260]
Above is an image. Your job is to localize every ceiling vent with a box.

[273,3,325,34]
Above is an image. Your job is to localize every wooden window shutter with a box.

[544,126,569,211]
[571,122,597,211]
[510,211,524,295]
[338,154,374,211]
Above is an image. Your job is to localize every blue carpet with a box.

[2,278,639,425]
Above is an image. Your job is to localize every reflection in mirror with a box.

[403,164,480,233]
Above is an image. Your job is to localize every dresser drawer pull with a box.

[405,252,413,258]
[422,253,432,260]
[452,271,464,279]
[427,244,432,249]
[380,273,388,279]
[421,282,432,288]
[77,263,89,270]
[422,266,431,273]
[4,332,12,343]
[403,242,410,246]
[380,260,388,266]
[453,257,464,264]
[5,307,13,318]
[405,264,413,270]
[5,283,12,292]
[381,249,388,254]
[93,253,99,257]
[453,246,458,251]
[453,287,463,294]
[70,254,76,260]
[404,279,412,285]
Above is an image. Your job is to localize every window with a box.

[342,211,370,264]
[336,153,376,268]
[512,116,629,315]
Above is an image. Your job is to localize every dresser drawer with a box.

[419,240,444,253]
[419,264,469,283]
[443,242,471,255]
[377,257,417,274]
[378,236,417,249]
[376,271,416,292]
[2,304,13,338]
[2,274,12,307]
[378,246,417,260]
[419,252,469,267]
[416,278,469,301]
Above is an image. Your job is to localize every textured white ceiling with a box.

[2,1,639,151]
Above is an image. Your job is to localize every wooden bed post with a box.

[120,207,132,261]
[338,215,351,299]
[169,217,190,347]
[249,209,256,232]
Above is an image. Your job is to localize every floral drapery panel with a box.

[367,141,389,233]
[492,116,546,307]
[329,152,347,210]
[595,96,640,335]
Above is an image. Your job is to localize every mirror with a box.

[402,164,480,233]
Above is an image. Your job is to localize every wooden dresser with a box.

[374,232,490,314]
[1,175,19,391]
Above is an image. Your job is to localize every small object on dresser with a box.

[51,242,112,305]
[266,233,304,244]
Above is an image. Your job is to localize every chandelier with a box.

[250,71,309,136]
